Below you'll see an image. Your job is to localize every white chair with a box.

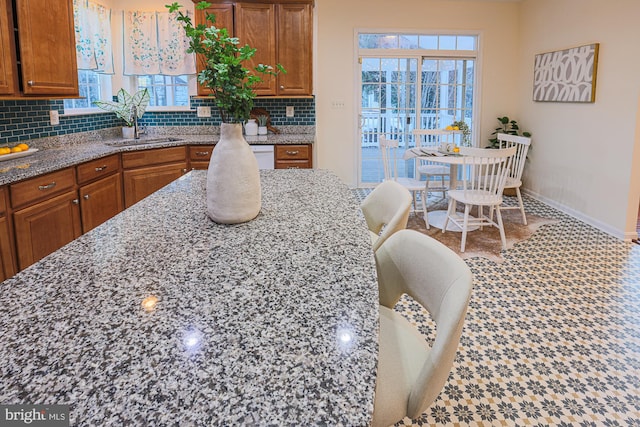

[412,129,455,199]
[372,229,473,427]
[380,135,428,228]
[495,133,532,225]
[442,146,518,252]
[361,180,412,252]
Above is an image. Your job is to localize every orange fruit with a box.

[10,146,23,153]
[0,147,10,155]
[17,143,29,151]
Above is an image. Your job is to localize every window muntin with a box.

[359,33,476,51]
[136,75,190,108]
[63,70,111,112]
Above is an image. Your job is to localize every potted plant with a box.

[256,115,268,135]
[488,116,531,148]
[93,88,150,139]
[168,1,284,224]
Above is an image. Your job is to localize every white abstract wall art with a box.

[533,43,599,103]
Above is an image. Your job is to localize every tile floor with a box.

[353,190,640,426]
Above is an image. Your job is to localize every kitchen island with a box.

[0,169,378,426]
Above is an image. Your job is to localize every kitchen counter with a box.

[0,169,378,426]
[0,128,315,186]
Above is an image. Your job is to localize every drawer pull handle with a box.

[287,166,300,169]
[285,150,299,156]
[38,182,56,191]
[94,165,108,172]
[195,151,210,156]
[83,194,90,200]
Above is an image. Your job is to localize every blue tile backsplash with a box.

[0,97,315,145]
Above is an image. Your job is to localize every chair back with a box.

[379,135,400,180]
[459,146,518,198]
[496,133,531,183]
[361,181,412,251]
[375,229,473,418]
[412,128,455,150]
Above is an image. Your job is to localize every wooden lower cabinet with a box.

[123,163,188,208]
[79,173,123,233]
[0,215,16,281]
[189,145,214,170]
[275,144,312,169]
[13,190,81,270]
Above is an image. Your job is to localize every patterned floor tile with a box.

[353,189,640,426]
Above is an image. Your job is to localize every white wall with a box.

[517,0,640,239]
[315,0,521,187]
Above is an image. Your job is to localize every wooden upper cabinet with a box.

[14,0,78,96]
[195,3,234,96]
[276,3,312,96]
[0,0,18,96]
[196,0,313,97]
[236,3,277,96]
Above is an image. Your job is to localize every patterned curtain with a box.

[73,0,114,74]
[123,11,196,76]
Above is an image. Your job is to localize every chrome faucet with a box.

[131,105,139,139]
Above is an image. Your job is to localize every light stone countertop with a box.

[0,169,379,426]
[0,126,315,186]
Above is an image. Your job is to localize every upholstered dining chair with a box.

[495,133,532,225]
[379,135,428,227]
[361,180,412,252]
[412,129,455,200]
[442,146,518,252]
[372,229,473,427]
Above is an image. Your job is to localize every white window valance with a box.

[73,0,114,74]
[123,11,196,76]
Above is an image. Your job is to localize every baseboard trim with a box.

[522,189,638,242]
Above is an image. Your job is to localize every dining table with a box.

[0,169,379,426]
[404,147,481,231]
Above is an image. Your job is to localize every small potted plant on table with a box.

[93,88,150,139]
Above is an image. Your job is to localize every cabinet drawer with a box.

[122,146,187,169]
[275,160,312,169]
[76,154,120,185]
[189,145,214,162]
[10,168,76,208]
[275,144,310,160]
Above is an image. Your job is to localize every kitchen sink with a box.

[105,137,184,147]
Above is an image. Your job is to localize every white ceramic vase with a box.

[244,119,258,136]
[122,126,134,139]
[206,123,261,224]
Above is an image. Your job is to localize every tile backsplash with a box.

[0,97,315,145]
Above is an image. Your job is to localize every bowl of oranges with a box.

[0,143,37,161]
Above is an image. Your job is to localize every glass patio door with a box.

[357,33,477,186]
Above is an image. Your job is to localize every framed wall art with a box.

[533,43,599,103]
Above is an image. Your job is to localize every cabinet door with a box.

[0,215,16,281]
[13,191,82,270]
[195,4,234,96]
[236,3,277,96]
[123,163,188,208]
[79,173,123,233]
[15,0,78,96]
[277,4,312,96]
[0,0,18,96]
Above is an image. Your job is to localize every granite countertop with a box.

[0,126,315,186]
[0,169,378,426]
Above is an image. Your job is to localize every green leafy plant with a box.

[167,1,285,123]
[489,116,532,148]
[256,115,268,127]
[93,88,150,127]
[451,120,471,147]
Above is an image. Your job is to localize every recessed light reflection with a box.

[141,295,159,311]
[182,328,204,354]
[336,326,357,353]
